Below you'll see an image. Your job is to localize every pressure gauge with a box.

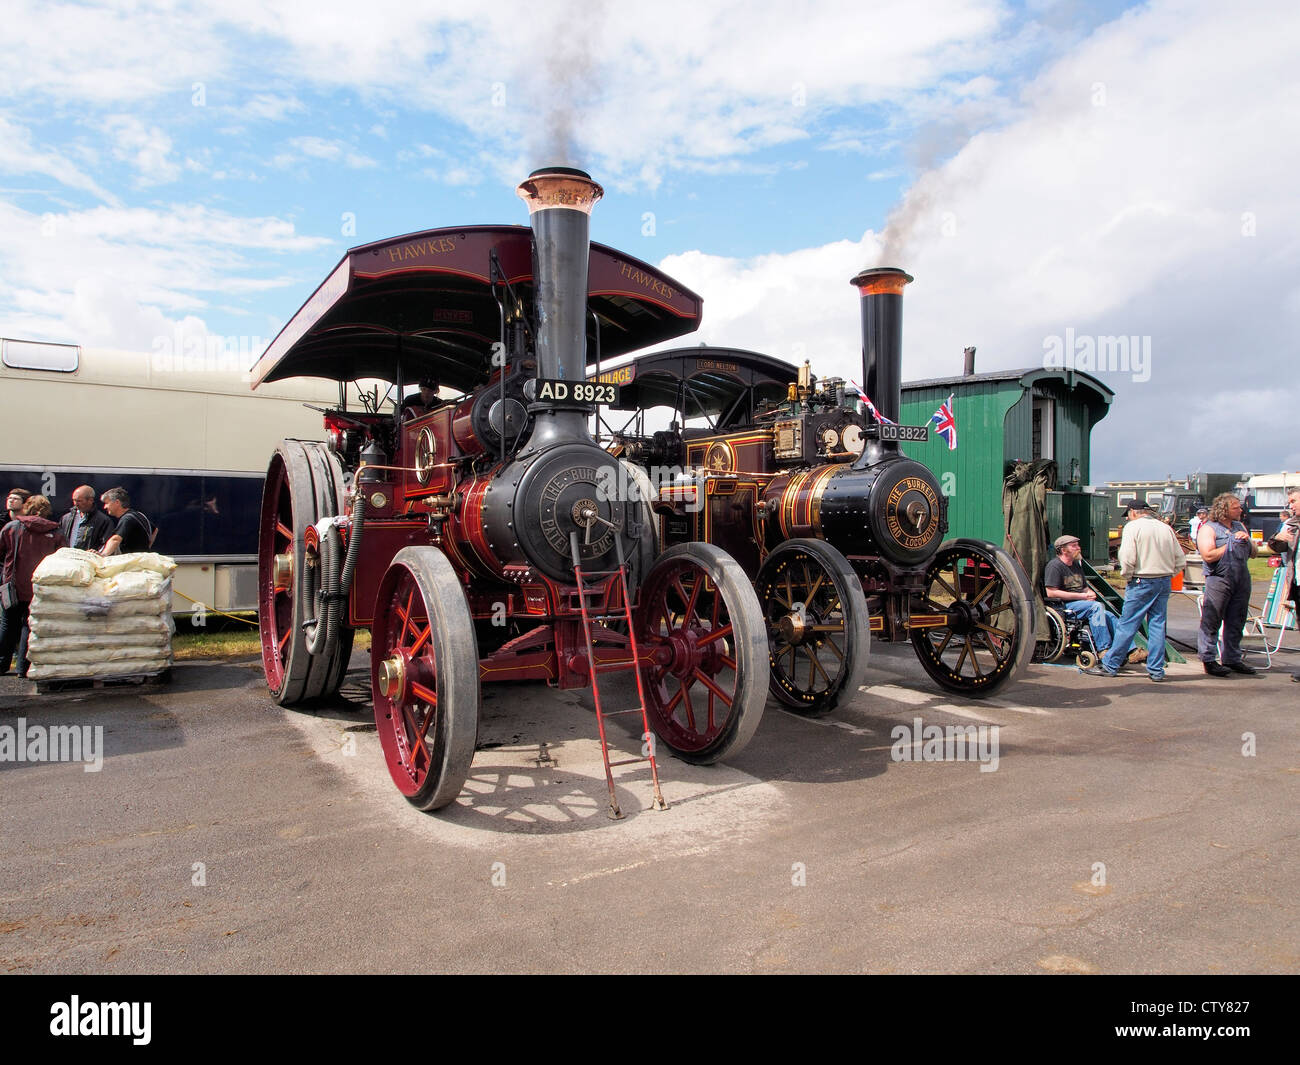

[842,424,865,455]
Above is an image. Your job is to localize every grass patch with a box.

[1106,555,1278,591]
[172,623,371,661]
[1248,557,1278,582]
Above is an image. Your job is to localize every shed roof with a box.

[903,366,1115,406]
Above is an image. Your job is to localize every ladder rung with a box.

[593,660,636,675]
[572,557,666,812]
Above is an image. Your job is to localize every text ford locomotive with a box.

[251,168,769,814]
[599,268,1035,711]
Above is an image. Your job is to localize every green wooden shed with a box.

[899,366,1114,563]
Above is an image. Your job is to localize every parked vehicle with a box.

[0,338,339,619]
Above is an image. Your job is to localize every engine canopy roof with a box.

[250,225,703,391]
[593,346,799,431]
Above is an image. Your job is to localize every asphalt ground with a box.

[1,585,1296,977]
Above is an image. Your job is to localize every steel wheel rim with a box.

[760,550,851,706]
[372,563,442,797]
[637,558,741,754]
[915,547,1019,684]
[257,453,296,692]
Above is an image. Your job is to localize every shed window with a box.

[1032,397,1054,460]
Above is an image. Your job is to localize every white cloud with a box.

[660,236,878,379]
[237,93,307,122]
[273,136,378,170]
[654,0,1300,479]
[0,116,119,204]
[2,0,1294,486]
[105,116,182,186]
[0,0,227,105]
[2,1,1017,186]
[0,200,333,348]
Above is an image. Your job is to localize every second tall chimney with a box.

[849,266,913,425]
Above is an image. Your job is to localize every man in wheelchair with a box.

[1043,534,1115,663]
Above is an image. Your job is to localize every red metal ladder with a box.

[570,533,668,819]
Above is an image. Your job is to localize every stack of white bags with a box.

[26,548,176,681]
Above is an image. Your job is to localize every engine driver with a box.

[400,376,441,420]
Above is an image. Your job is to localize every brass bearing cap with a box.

[273,552,294,590]
[776,611,809,645]
[377,655,406,699]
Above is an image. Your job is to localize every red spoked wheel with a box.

[371,547,479,811]
[909,539,1034,697]
[756,538,871,714]
[634,543,768,764]
[257,440,354,705]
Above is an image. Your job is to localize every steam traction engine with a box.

[250,168,769,814]
[602,269,1034,712]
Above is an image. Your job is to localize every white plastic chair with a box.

[1243,568,1296,667]
[1193,568,1295,668]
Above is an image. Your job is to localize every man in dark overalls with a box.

[1196,492,1257,676]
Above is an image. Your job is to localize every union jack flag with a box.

[930,393,957,450]
[853,384,895,426]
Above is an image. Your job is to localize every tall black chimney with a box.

[848,266,913,425]
[515,165,603,453]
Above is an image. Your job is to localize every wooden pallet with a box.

[34,668,172,695]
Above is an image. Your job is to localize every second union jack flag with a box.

[930,394,957,450]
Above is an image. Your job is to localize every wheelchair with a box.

[1034,603,1100,668]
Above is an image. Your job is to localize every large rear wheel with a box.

[909,539,1034,697]
[371,547,479,811]
[634,543,768,764]
[757,538,870,713]
[257,440,355,705]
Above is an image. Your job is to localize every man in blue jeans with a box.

[1083,502,1186,682]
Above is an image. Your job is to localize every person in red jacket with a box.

[0,495,68,678]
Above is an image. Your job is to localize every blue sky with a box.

[2,0,1296,481]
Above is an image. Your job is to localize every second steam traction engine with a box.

[599,269,1035,712]
[250,168,769,816]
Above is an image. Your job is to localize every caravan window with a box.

[2,339,79,372]
[1032,397,1055,460]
